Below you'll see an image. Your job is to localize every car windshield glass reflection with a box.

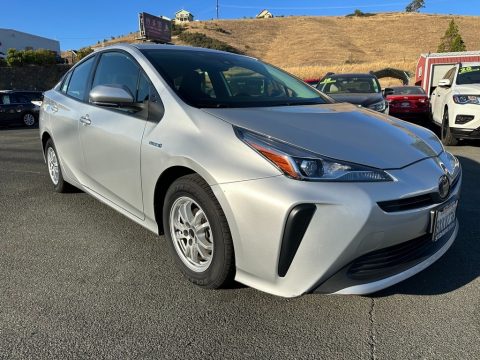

[457,66,480,85]
[391,87,425,95]
[141,49,328,108]
[319,77,381,94]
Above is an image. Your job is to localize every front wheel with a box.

[163,174,235,289]
[441,109,458,146]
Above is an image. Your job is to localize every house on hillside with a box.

[175,9,194,24]
[256,9,274,19]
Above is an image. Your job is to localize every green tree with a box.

[437,19,466,52]
[76,47,94,61]
[406,0,425,12]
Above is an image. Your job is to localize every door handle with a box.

[80,115,91,125]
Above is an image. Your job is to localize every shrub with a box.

[0,57,6,67]
[5,48,56,66]
[346,9,376,17]
[76,47,94,61]
[178,32,243,54]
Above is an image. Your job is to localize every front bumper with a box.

[451,126,480,140]
[212,156,461,298]
[450,104,480,138]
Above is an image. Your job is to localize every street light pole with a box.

[216,0,219,19]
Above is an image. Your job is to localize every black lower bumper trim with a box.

[451,127,480,139]
[312,226,455,294]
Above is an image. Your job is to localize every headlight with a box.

[368,100,387,112]
[453,95,480,105]
[234,127,393,182]
[438,151,461,179]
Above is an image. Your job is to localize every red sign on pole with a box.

[139,12,172,43]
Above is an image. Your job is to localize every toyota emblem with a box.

[438,175,450,200]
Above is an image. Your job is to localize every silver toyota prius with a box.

[40,44,461,297]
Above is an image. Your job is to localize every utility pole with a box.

[216,0,219,19]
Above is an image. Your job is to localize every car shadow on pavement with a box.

[374,155,480,297]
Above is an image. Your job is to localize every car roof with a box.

[389,85,422,89]
[329,73,377,78]
[102,42,248,57]
[0,90,41,93]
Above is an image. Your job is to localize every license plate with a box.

[432,200,458,242]
[401,102,410,108]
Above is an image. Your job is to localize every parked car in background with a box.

[317,73,389,114]
[304,78,320,87]
[385,86,430,121]
[0,90,43,127]
[431,63,480,145]
[41,44,461,297]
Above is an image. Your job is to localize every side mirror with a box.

[89,85,135,107]
[383,88,394,97]
[438,79,451,88]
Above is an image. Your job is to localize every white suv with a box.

[431,63,480,145]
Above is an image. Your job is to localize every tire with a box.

[163,174,235,289]
[23,112,36,127]
[441,108,458,146]
[44,139,71,193]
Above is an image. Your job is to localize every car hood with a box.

[453,84,480,94]
[326,93,384,107]
[202,103,443,169]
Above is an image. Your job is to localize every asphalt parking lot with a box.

[0,128,479,359]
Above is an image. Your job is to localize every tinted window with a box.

[142,49,327,108]
[11,93,30,104]
[391,87,425,95]
[457,66,480,85]
[92,52,139,97]
[67,56,95,100]
[318,76,381,94]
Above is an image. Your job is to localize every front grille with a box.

[378,194,435,212]
[347,230,451,281]
[378,173,461,213]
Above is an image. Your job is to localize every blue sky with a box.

[1,0,478,50]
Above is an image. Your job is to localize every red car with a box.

[386,86,430,120]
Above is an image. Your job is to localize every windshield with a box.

[391,86,425,95]
[142,49,329,108]
[317,76,381,94]
[457,66,480,85]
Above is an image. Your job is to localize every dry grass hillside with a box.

[92,13,480,84]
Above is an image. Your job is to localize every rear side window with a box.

[67,57,95,100]
[92,52,140,97]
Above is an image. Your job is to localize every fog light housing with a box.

[455,115,474,124]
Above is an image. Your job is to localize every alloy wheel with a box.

[47,147,59,185]
[169,196,214,272]
[23,113,35,126]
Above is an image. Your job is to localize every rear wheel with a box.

[44,139,71,193]
[163,174,235,289]
[23,112,36,127]
[441,108,458,146]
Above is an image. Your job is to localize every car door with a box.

[78,51,149,219]
[431,67,455,123]
[0,94,17,124]
[47,56,96,184]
